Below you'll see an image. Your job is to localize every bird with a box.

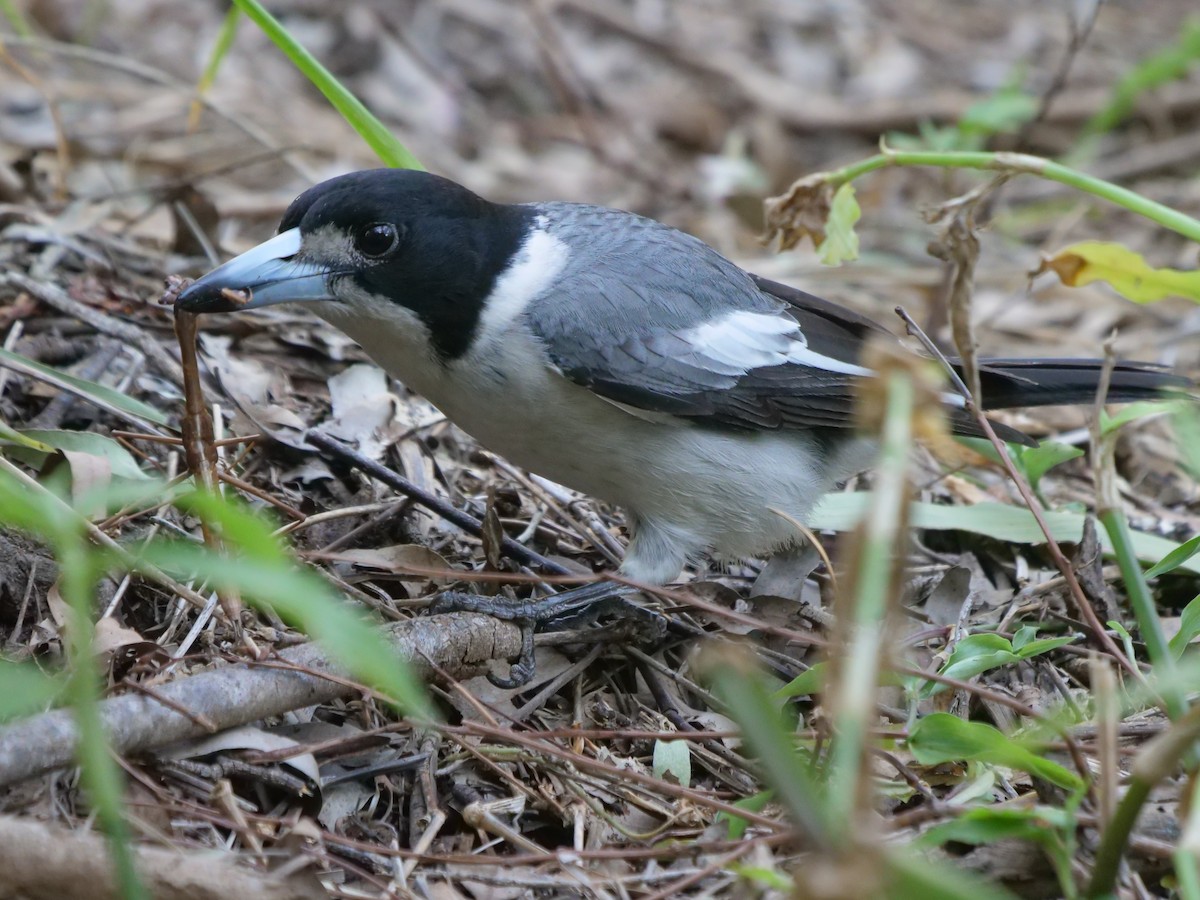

[175,168,1187,587]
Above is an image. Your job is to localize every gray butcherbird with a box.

[175,168,1186,680]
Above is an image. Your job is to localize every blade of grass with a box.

[703,646,830,848]
[0,347,170,432]
[141,489,432,720]
[188,4,242,132]
[1088,703,1200,896]
[231,0,423,170]
[1175,776,1200,900]
[1089,349,1183,719]
[0,465,147,898]
[0,0,33,37]
[824,368,913,835]
[57,542,146,900]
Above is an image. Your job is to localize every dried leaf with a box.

[762,173,834,252]
[332,544,451,586]
[93,616,146,657]
[325,363,405,459]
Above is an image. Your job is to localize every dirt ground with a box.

[0,1,1198,897]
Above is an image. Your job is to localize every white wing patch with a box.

[478,217,570,337]
[680,310,874,378]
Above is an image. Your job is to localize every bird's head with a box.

[174,168,530,358]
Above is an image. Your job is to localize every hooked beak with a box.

[174,229,335,313]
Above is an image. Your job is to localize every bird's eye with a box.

[354,223,400,258]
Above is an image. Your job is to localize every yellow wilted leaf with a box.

[1039,241,1200,304]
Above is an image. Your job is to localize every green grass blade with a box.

[231,0,423,170]
[0,347,170,429]
[189,4,243,131]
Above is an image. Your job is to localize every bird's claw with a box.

[485,620,537,688]
[429,582,646,688]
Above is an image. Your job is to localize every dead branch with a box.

[0,612,522,786]
[0,813,326,900]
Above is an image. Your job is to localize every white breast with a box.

[326,304,872,583]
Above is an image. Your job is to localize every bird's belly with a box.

[330,317,871,570]
[428,356,867,564]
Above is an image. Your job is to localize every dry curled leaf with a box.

[762,173,834,252]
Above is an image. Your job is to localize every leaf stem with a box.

[826,149,1200,243]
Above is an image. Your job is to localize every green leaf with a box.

[817,183,860,266]
[10,430,151,481]
[933,634,1018,690]
[957,89,1039,140]
[0,0,34,37]
[173,489,287,562]
[1008,624,1077,659]
[917,631,1070,697]
[1041,241,1200,304]
[1108,619,1138,662]
[706,658,828,842]
[0,660,66,722]
[652,739,691,788]
[957,438,1083,491]
[1011,441,1084,489]
[141,540,431,718]
[1014,636,1076,658]
[1101,400,1185,435]
[1146,534,1200,579]
[717,790,773,840]
[776,662,904,700]
[1086,17,1200,134]
[136,491,431,720]
[775,662,828,698]
[196,5,241,99]
[1169,594,1200,659]
[917,805,1073,849]
[954,435,1005,464]
[0,421,53,452]
[1011,625,1038,652]
[0,347,170,427]
[907,713,1083,791]
[729,865,792,891]
[231,0,422,170]
[809,493,1200,574]
[885,850,1022,900]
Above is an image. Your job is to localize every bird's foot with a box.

[429,581,649,688]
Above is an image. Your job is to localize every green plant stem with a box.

[189,4,242,130]
[825,371,913,838]
[825,150,1200,244]
[231,0,423,170]
[1088,703,1200,896]
[705,653,830,848]
[59,542,147,900]
[1175,775,1200,900]
[1097,508,1181,720]
[0,0,33,37]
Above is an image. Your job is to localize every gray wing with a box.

[525,205,885,431]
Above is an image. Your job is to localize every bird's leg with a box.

[429,581,653,688]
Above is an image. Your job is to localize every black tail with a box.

[947,358,1191,446]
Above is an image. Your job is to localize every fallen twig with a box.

[305,429,571,575]
[0,813,326,900]
[0,612,521,786]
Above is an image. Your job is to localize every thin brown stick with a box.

[894,306,1141,681]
